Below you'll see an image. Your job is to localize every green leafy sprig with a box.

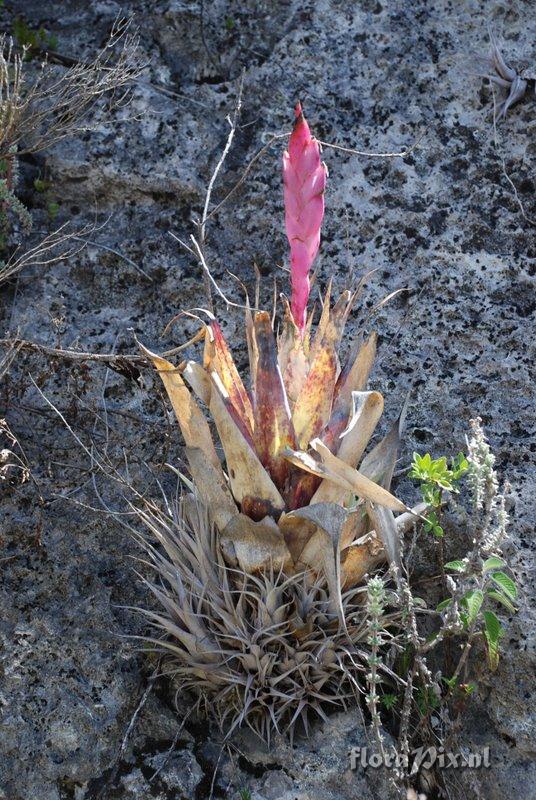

[409,451,468,537]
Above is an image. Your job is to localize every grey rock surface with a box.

[0,0,534,798]
[232,712,398,800]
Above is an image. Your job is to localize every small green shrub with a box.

[12,17,58,57]
[364,417,516,793]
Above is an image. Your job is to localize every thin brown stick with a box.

[0,337,146,365]
[0,333,203,366]
[194,70,245,309]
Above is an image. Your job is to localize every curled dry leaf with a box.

[285,439,407,513]
[220,513,292,574]
[337,390,384,465]
[341,502,428,587]
[360,391,410,490]
[339,507,369,550]
[321,336,377,452]
[367,502,401,572]
[279,503,350,624]
[279,503,360,565]
[312,390,384,504]
[333,332,377,413]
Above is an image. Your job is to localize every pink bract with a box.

[282,102,327,333]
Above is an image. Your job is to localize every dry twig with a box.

[192,71,245,310]
[0,18,142,160]
[0,220,90,286]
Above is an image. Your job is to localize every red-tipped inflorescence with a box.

[282,102,327,333]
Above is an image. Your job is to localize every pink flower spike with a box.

[283,102,327,333]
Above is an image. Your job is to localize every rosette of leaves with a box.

[137,493,405,741]
[138,105,421,736]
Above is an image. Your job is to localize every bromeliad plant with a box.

[139,104,422,737]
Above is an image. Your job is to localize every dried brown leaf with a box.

[140,343,220,470]
[366,502,402,572]
[184,446,238,532]
[333,332,377,412]
[341,500,428,587]
[209,373,285,520]
[280,503,349,623]
[220,513,292,573]
[284,441,407,513]
[204,320,254,434]
[253,311,297,491]
[312,391,384,504]
[360,392,410,490]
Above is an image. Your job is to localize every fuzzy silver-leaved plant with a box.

[135,493,400,742]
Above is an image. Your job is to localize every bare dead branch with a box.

[317,131,424,159]
[0,338,21,381]
[200,72,245,242]
[196,71,244,309]
[0,18,143,161]
[171,71,248,312]
[189,234,251,311]
[0,220,93,285]
[0,336,147,366]
[203,130,290,224]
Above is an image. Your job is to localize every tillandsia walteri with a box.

[142,102,421,603]
[136,494,402,742]
[138,103,424,737]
